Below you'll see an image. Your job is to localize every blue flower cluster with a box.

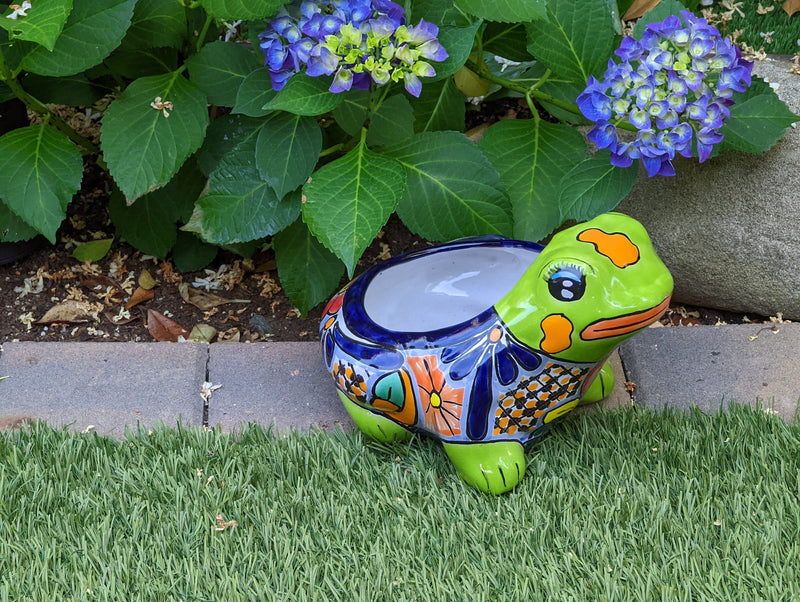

[258,0,448,97]
[577,11,753,177]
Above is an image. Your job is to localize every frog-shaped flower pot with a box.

[320,212,673,494]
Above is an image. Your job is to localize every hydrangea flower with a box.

[577,11,753,177]
[258,0,448,96]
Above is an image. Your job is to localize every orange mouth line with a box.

[581,296,672,340]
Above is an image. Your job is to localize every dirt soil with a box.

[0,98,767,345]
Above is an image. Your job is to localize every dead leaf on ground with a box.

[126,286,155,309]
[784,0,800,17]
[178,282,251,311]
[145,309,190,342]
[81,274,124,294]
[104,310,138,326]
[38,300,103,324]
[253,259,277,272]
[138,270,157,290]
[215,514,238,531]
[188,324,217,343]
[217,327,241,343]
[623,0,661,20]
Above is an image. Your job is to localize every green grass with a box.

[1,406,799,601]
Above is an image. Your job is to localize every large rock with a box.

[618,55,800,319]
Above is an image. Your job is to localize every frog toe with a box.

[442,441,526,494]
[338,391,412,443]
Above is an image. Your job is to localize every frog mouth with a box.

[580,296,671,340]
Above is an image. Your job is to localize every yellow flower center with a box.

[429,392,442,408]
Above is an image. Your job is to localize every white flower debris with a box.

[467,96,485,105]
[111,307,131,323]
[6,1,31,19]
[201,381,222,403]
[759,31,774,44]
[493,56,521,73]
[18,312,35,331]
[150,96,174,118]
[223,19,242,42]
[14,267,47,297]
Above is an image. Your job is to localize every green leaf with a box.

[0,82,14,103]
[720,92,799,155]
[101,72,209,202]
[412,0,469,26]
[262,73,344,116]
[0,125,83,243]
[479,119,586,241]
[434,21,482,81]
[382,131,512,241]
[302,135,406,275]
[197,114,266,176]
[20,0,137,77]
[121,0,186,50]
[21,73,103,106]
[102,48,179,79]
[367,94,415,147]
[186,41,262,107]
[454,0,547,23]
[232,68,277,117]
[72,237,113,263]
[171,231,218,272]
[633,0,687,39]
[0,200,39,242]
[255,112,322,200]
[274,219,345,316]
[413,77,465,133]
[558,151,639,223]
[482,22,534,62]
[196,137,301,244]
[526,0,615,83]
[0,0,72,51]
[108,159,206,257]
[331,90,371,136]
[198,0,286,20]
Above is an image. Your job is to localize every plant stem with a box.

[319,143,344,158]
[0,51,100,155]
[196,13,214,53]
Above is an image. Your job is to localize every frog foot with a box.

[579,360,615,405]
[338,391,412,444]
[442,441,525,494]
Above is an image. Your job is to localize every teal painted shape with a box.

[372,371,405,408]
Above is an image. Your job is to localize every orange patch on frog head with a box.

[578,228,640,268]
[540,314,573,354]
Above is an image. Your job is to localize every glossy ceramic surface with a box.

[320,212,674,493]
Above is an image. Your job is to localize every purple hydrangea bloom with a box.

[576,10,753,177]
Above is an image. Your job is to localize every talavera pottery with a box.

[320,212,673,494]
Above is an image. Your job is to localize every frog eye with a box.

[547,265,586,302]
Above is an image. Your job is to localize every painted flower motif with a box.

[407,355,463,437]
[577,11,752,176]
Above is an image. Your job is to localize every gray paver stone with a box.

[207,342,354,433]
[0,342,207,436]
[620,324,800,421]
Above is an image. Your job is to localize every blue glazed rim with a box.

[341,235,544,348]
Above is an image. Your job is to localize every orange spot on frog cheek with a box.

[578,228,640,268]
[540,314,573,354]
[489,327,502,342]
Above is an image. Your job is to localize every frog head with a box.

[495,212,673,363]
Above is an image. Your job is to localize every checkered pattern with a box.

[493,363,589,436]
[332,360,369,404]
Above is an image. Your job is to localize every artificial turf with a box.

[0,405,798,601]
[714,0,799,54]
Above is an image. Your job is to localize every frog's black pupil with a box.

[548,268,585,302]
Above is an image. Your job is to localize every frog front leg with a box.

[442,440,526,494]
[578,360,615,404]
[338,391,413,443]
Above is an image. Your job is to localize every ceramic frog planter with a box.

[320,212,673,494]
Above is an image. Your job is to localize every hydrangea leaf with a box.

[232,68,277,117]
[20,0,137,77]
[72,237,114,263]
[274,219,345,316]
[256,112,322,200]
[382,131,512,241]
[719,92,799,155]
[197,114,266,176]
[482,22,535,62]
[195,137,301,244]
[302,136,406,276]
[186,41,263,107]
[0,201,39,242]
[0,82,14,103]
[22,73,103,106]
[103,48,179,79]
[479,119,586,241]
[366,94,415,147]
[197,0,287,20]
[0,0,72,51]
[412,77,465,133]
[0,125,83,243]
[121,0,186,51]
[454,0,547,23]
[557,151,639,223]
[433,21,482,81]
[262,73,344,116]
[331,90,371,136]
[101,72,209,203]
[526,0,615,83]
[171,231,218,273]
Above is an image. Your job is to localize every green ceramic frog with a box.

[320,212,673,493]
